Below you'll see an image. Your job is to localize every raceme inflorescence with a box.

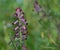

[10,8,28,50]
[13,8,28,40]
[34,0,41,14]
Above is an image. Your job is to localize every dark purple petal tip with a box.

[35,1,38,4]
[16,8,22,12]
[14,13,18,17]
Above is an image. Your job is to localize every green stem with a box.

[11,38,18,50]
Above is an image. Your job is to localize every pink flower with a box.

[19,14,24,19]
[34,1,41,13]
[15,8,22,17]
[21,26,27,30]
[12,20,18,25]
[14,26,19,31]
[16,8,22,12]
[20,18,25,22]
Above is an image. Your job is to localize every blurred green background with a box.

[0,0,60,50]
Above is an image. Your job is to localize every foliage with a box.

[0,0,60,50]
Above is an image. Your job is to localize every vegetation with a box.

[0,0,60,50]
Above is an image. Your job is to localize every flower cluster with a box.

[12,8,28,50]
[13,8,28,40]
[34,0,41,14]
